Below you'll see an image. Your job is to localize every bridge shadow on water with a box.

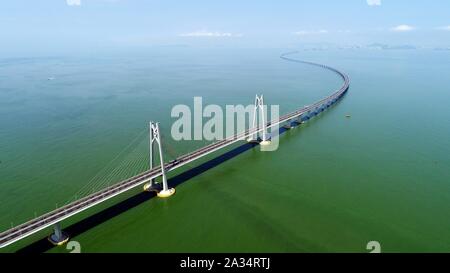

[16,105,342,253]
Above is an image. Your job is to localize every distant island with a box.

[366,43,417,50]
[433,47,450,51]
[294,43,422,51]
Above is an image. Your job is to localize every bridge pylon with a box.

[247,95,271,146]
[47,222,69,246]
[143,122,175,198]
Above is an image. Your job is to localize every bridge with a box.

[0,52,350,249]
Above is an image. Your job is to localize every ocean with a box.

[0,48,449,252]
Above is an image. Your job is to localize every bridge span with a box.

[0,52,350,249]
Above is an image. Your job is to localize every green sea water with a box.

[0,48,449,253]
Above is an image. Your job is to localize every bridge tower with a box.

[48,222,69,246]
[247,95,271,146]
[143,122,176,198]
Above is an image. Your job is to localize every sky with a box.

[1,0,450,55]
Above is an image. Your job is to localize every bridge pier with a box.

[143,122,175,198]
[47,222,69,246]
[283,119,292,129]
[247,94,271,146]
[295,115,304,125]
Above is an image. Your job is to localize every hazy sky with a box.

[1,0,450,54]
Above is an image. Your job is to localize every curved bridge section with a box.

[0,52,350,249]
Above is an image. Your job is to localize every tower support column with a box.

[48,222,69,246]
[148,122,156,187]
[143,122,176,198]
[247,95,271,146]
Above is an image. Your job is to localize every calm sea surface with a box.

[0,48,449,252]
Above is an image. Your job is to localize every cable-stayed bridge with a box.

[0,52,350,248]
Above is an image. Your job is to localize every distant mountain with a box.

[292,43,421,51]
[434,47,450,51]
[366,43,416,50]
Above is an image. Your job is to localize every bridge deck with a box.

[0,53,350,248]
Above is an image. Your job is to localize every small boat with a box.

[47,77,55,81]
[346,114,351,118]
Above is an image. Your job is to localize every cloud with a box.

[179,31,243,37]
[367,0,381,6]
[437,26,450,31]
[66,0,81,6]
[293,30,328,36]
[390,25,415,32]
